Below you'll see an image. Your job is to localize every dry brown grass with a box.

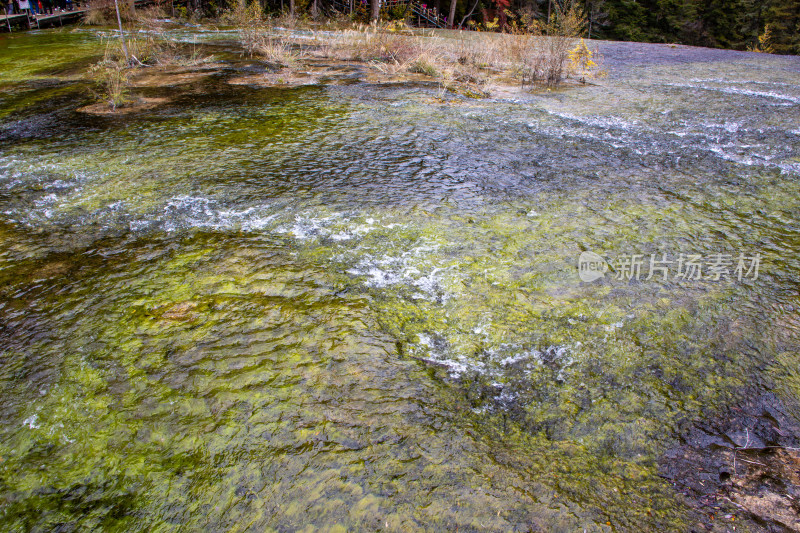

[88,40,131,109]
[83,7,114,25]
[225,0,297,66]
[271,11,299,30]
[134,4,169,24]
[96,0,600,108]
[83,0,137,25]
[86,14,215,110]
[102,19,213,67]
[315,28,501,96]
[223,8,577,89]
[255,38,297,66]
[223,0,265,56]
[514,0,587,86]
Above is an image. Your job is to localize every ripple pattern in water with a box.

[0,29,799,531]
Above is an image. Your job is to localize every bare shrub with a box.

[86,15,217,110]
[83,0,135,25]
[224,0,265,57]
[516,0,586,86]
[224,0,297,66]
[272,11,298,30]
[135,4,169,24]
[89,63,129,109]
[89,42,131,109]
[213,3,602,92]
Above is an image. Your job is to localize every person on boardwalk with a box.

[17,0,36,14]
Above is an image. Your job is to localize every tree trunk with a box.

[547,0,551,24]
[113,0,128,62]
[371,0,379,21]
[289,0,294,16]
[448,0,456,28]
[458,0,478,28]
[587,4,592,39]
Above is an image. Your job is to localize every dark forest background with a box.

[584,0,799,53]
[472,0,799,54]
[188,0,800,54]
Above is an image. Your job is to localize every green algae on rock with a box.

[1,26,799,532]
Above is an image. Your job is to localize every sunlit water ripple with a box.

[0,28,799,531]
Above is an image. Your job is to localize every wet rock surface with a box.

[661,392,800,531]
[0,27,799,531]
[77,97,171,115]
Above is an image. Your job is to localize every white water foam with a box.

[152,196,279,232]
[345,241,448,299]
[667,83,800,105]
[544,110,642,131]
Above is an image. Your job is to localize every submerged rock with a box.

[77,97,170,116]
[128,68,218,88]
[227,71,320,88]
[660,392,800,531]
[158,301,200,321]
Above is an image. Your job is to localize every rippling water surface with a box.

[0,28,799,531]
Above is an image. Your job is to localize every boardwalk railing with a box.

[1,0,161,31]
[3,0,447,32]
[329,0,448,28]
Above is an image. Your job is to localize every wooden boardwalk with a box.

[0,12,31,30]
[36,10,88,28]
[1,9,87,31]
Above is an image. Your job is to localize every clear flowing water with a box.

[0,28,799,531]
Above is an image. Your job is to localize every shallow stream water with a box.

[0,27,799,531]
